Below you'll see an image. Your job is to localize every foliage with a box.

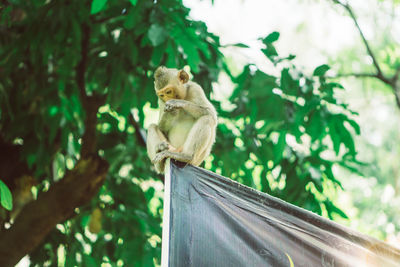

[212,32,360,219]
[0,0,360,266]
[0,0,222,265]
[0,180,12,211]
[324,0,400,239]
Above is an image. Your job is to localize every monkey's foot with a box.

[152,150,192,165]
[154,160,166,174]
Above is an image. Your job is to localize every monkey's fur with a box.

[147,66,217,173]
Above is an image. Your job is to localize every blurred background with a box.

[0,0,399,266]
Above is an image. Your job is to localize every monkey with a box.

[146,66,217,173]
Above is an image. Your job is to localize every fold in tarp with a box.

[161,160,400,267]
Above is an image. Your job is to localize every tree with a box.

[215,32,360,217]
[0,0,360,266]
[0,0,222,265]
[328,0,400,109]
[323,0,400,239]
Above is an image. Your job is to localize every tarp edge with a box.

[161,159,171,267]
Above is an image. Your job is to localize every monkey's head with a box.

[154,66,189,102]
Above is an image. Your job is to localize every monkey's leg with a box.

[152,116,214,166]
[181,115,214,165]
[147,124,167,159]
[148,124,179,154]
[147,124,170,173]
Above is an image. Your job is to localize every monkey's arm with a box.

[147,123,171,173]
[158,105,173,130]
[164,99,213,119]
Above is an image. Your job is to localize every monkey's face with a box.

[156,86,178,102]
[154,67,189,101]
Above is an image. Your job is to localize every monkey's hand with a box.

[164,99,186,112]
[152,150,168,165]
[152,150,192,165]
[156,141,170,153]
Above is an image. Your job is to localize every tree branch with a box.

[330,0,400,109]
[0,19,110,266]
[128,113,147,147]
[392,68,400,109]
[91,12,127,24]
[76,23,90,110]
[331,0,385,78]
[81,95,106,158]
[328,72,400,109]
[328,72,392,86]
[392,67,400,84]
[394,90,400,110]
[0,156,109,267]
[75,23,106,158]
[329,72,380,79]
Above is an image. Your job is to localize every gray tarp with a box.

[162,160,400,267]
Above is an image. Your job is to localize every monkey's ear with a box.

[178,70,189,84]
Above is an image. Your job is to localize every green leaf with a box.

[345,117,361,135]
[313,179,324,193]
[307,111,323,142]
[323,165,344,189]
[280,68,299,95]
[274,131,286,163]
[224,43,249,48]
[337,122,356,156]
[80,215,90,228]
[124,11,136,29]
[248,72,277,98]
[326,82,344,89]
[129,0,138,6]
[83,254,98,267]
[262,32,280,43]
[0,180,13,211]
[233,43,249,48]
[328,118,341,155]
[148,24,167,46]
[174,33,201,72]
[261,45,278,61]
[165,41,177,67]
[27,154,36,168]
[151,45,165,67]
[325,200,348,219]
[48,106,58,117]
[259,33,280,63]
[90,0,107,14]
[313,64,330,76]
[286,54,296,60]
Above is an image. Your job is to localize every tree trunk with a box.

[0,156,108,266]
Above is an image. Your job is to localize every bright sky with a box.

[183,0,400,147]
[183,0,358,70]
